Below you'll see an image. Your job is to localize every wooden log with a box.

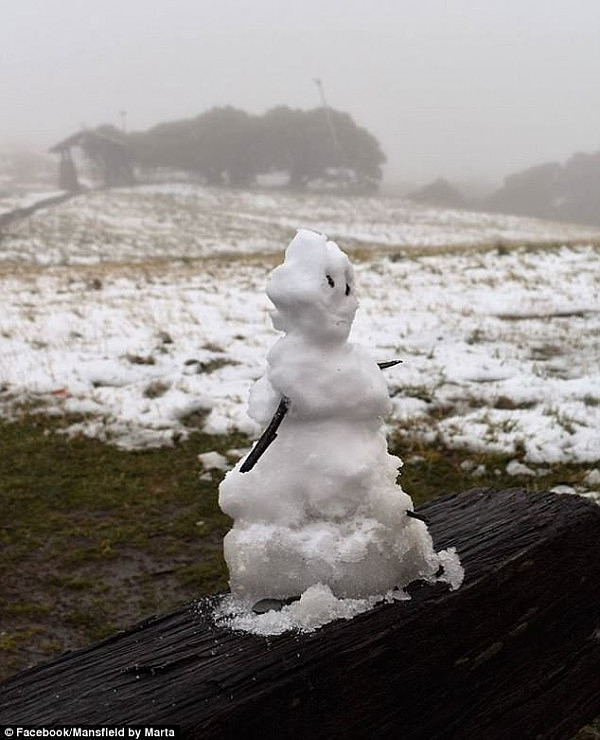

[1,488,599,739]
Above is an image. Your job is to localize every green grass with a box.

[388,434,592,507]
[0,416,241,680]
[0,415,596,687]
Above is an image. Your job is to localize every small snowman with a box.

[219,229,459,610]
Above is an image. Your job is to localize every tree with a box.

[485,162,561,220]
[484,152,600,227]
[327,110,386,191]
[260,107,385,191]
[191,107,261,187]
[114,105,386,192]
[128,118,198,172]
[129,107,260,187]
[557,151,600,225]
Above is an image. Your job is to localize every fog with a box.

[2,0,599,186]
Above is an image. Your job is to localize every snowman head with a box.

[267,229,358,344]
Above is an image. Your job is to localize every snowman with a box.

[219,229,453,609]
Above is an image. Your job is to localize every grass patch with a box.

[143,380,171,399]
[184,357,239,374]
[389,434,594,507]
[493,396,537,411]
[0,416,239,680]
[583,395,600,408]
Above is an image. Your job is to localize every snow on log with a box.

[1,487,599,740]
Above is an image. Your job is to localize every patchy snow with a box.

[583,469,600,488]
[0,188,65,218]
[506,460,537,477]
[0,244,598,462]
[198,451,230,471]
[0,185,598,466]
[2,183,599,265]
[551,484,600,506]
[551,484,577,495]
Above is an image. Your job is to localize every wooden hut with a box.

[49,130,135,191]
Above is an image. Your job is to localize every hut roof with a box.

[49,130,127,153]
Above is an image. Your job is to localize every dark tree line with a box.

[97,106,385,193]
[484,151,600,226]
[409,150,600,228]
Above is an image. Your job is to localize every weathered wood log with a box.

[1,488,599,739]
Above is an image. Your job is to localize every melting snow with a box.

[198,451,230,471]
[2,183,600,265]
[0,184,598,466]
[215,546,464,636]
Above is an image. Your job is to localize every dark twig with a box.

[406,510,429,524]
[240,396,290,473]
[377,359,403,369]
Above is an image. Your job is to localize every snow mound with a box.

[215,546,463,636]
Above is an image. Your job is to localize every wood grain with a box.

[1,488,599,740]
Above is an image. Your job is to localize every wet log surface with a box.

[1,488,599,740]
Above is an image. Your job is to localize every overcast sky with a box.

[2,0,599,185]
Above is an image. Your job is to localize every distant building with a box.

[49,130,134,191]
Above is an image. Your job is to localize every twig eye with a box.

[326,274,335,288]
[345,283,351,296]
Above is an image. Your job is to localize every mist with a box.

[2,0,599,187]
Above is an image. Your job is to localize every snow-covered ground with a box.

[0,186,598,480]
[0,184,598,482]
[0,187,65,218]
[2,183,600,265]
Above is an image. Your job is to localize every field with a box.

[1,183,599,688]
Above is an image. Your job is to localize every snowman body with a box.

[219,230,441,602]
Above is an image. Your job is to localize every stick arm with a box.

[239,396,290,473]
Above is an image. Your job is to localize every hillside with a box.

[0,183,599,470]
[2,183,600,265]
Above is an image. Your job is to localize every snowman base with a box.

[215,545,463,636]
[223,515,455,604]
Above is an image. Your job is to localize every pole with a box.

[313,78,342,156]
